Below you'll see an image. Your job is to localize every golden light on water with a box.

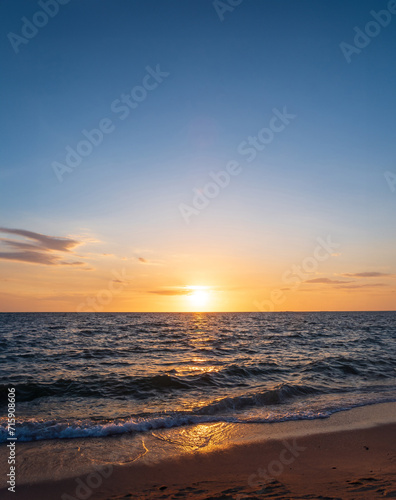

[151,422,232,453]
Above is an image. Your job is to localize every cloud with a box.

[0,227,87,267]
[303,276,389,290]
[58,261,85,266]
[0,251,60,265]
[304,278,352,285]
[149,287,192,296]
[137,256,163,266]
[335,283,388,289]
[0,227,80,252]
[341,272,393,278]
[0,238,46,252]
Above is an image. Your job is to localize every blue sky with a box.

[0,0,395,311]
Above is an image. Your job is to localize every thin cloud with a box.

[0,227,80,252]
[0,238,45,252]
[304,278,352,285]
[149,287,192,296]
[0,251,60,265]
[335,283,388,289]
[0,227,87,267]
[137,256,163,266]
[58,261,85,266]
[341,272,393,278]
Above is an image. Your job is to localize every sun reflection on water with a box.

[151,422,233,453]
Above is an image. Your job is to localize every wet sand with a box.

[2,402,396,499]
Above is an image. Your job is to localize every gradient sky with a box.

[0,0,395,312]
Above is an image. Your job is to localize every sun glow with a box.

[186,286,210,310]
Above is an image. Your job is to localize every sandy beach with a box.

[2,402,395,500]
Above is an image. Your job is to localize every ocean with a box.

[1,311,396,444]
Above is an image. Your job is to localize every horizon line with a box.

[0,310,395,314]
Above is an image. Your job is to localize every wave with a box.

[302,355,396,377]
[2,393,396,443]
[196,383,320,414]
[0,414,237,443]
[0,364,284,404]
[0,374,210,403]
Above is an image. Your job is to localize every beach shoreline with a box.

[2,401,396,499]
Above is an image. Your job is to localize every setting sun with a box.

[186,286,210,310]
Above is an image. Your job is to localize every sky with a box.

[0,0,395,312]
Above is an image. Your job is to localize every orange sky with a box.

[0,227,395,312]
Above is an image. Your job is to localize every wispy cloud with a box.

[335,283,388,289]
[303,276,389,290]
[0,227,80,252]
[148,285,214,296]
[137,256,163,266]
[149,287,192,296]
[304,278,352,285]
[341,272,393,278]
[0,227,87,267]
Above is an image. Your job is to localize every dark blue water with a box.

[1,312,395,442]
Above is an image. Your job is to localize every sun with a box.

[186,286,210,310]
[190,290,208,308]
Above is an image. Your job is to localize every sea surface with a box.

[1,312,396,443]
